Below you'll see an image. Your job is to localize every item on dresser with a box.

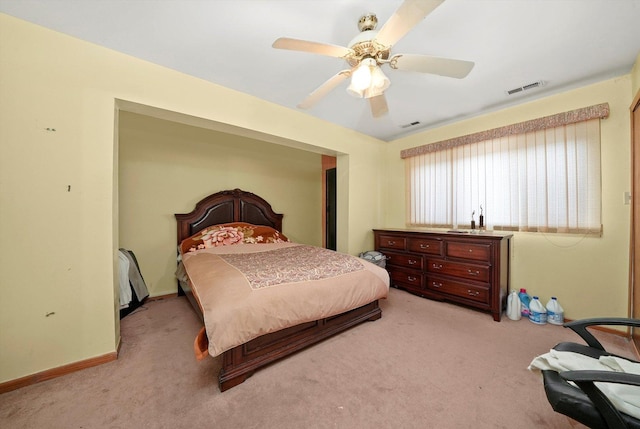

[374,229,512,321]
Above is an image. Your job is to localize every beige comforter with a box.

[181,242,390,357]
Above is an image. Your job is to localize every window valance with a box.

[400,103,609,159]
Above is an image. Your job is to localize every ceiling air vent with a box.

[505,80,545,96]
[400,121,421,129]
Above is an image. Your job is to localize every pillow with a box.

[180,222,289,253]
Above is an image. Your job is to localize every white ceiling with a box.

[1,0,639,141]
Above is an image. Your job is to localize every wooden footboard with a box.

[180,279,382,391]
[219,300,381,391]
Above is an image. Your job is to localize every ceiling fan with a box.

[272,0,474,118]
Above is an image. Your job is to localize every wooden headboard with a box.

[175,188,283,244]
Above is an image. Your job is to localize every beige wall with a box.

[385,75,634,320]
[119,112,323,296]
[0,14,386,383]
[1,12,637,386]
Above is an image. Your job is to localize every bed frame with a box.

[175,188,382,391]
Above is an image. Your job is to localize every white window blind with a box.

[406,117,602,234]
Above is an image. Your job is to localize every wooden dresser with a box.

[374,229,512,321]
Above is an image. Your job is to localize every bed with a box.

[175,188,389,391]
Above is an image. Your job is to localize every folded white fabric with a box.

[529,349,640,419]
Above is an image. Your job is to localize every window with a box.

[404,106,606,234]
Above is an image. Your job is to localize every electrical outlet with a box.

[624,191,631,205]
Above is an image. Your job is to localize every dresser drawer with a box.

[407,238,443,255]
[378,235,407,251]
[426,259,490,282]
[389,268,424,290]
[446,241,491,262]
[385,251,424,270]
[426,276,490,304]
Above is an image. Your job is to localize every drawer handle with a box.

[420,244,430,249]
[467,290,480,296]
[408,259,417,265]
[387,240,396,246]
[432,263,443,269]
[407,276,417,282]
[432,282,442,288]
[468,249,473,253]
[467,269,480,276]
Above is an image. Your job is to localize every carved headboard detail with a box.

[175,189,283,244]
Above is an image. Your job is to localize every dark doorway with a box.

[326,167,337,250]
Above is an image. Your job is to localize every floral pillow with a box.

[181,222,289,253]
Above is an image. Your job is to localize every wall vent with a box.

[505,80,545,96]
[400,121,421,129]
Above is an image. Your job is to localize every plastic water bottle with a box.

[528,296,547,325]
[546,297,564,325]
[518,288,531,317]
[506,290,522,320]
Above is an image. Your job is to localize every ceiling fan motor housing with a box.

[347,17,391,68]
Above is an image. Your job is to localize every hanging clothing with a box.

[118,249,149,317]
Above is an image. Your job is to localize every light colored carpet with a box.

[1,288,636,428]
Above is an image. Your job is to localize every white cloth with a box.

[119,249,149,301]
[118,250,132,308]
[529,349,640,419]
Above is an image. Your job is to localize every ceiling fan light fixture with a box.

[346,58,390,99]
[350,58,376,90]
[370,65,391,90]
[363,68,390,98]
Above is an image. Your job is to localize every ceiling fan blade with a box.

[369,94,389,118]
[375,0,445,47]
[390,54,474,78]
[297,70,352,109]
[273,37,353,58]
